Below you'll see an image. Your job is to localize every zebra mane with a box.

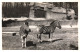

[50,20,57,25]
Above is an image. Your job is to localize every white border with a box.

[0,0,80,52]
[0,0,2,51]
[1,0,79,2]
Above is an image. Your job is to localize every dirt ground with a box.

[2,27,78,50]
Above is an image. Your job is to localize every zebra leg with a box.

[49,33,50,39]
[48,33,52,41]
[25,37,26,48]
[38,34,42,42]
[25,35,28,47]
[40,34,42,42]
[21,35,27,48]
[22,39,24,48]
[37,34,40,42]
[40,34,41,40]
[21,36,25,48]
[51,33,53,39]
[37,34,39,39]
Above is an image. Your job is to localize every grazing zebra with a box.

[19,21,31,48]
[37,20,61,42]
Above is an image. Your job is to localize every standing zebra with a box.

[19,21,31,48]
[37,20,61,42]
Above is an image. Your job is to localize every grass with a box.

[2,19,78,50]
[2,28,78,50]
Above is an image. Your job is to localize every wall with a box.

[29,9,34,18]
[46,11,66,20]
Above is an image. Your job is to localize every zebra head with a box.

[50,20,61,29]
[55,20,61,29]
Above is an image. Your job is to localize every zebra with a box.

[19,20,61,48]
[37,20,61,42]
[19,21,31,48]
